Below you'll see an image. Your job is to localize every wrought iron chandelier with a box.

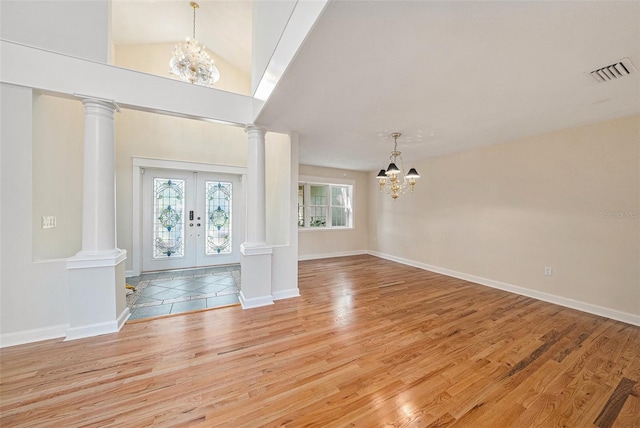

[169,2,220,87]
[376,132,420,199]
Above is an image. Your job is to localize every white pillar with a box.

[66,98,128,341]
[245,125,267,245]
[271,132,300,301]
[78,99,119,256]
[240,125,273,309]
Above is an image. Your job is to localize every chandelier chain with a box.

[192,3,196,39]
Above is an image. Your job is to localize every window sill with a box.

[298,227,354,232]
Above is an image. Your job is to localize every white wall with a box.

[369,115,640,321]
[0,0,110,63]
[298,164,369,259]
[1,84,70,346]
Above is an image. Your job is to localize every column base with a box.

[65,249,128,341]
[240,243,273,309]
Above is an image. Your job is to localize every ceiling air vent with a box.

[590,57,637,83]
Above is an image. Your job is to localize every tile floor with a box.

[125,265,240,321]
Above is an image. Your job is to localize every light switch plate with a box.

[42,216,56,229]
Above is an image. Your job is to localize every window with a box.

[298,178,354,229]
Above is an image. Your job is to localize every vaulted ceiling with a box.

[112,1,640,172]
[111,0,252,74]
[257,0,640,171]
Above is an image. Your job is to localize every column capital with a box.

[81,98,119,121]
[76,94,120,112]
[245,124,267,136]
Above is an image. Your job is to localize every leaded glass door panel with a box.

[205,181,232,255]
[195,178,239,266]
[153,178,186,258]
[142,169,240,272]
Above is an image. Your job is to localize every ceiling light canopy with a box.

[169,2,220,87]
[376,132,420,200]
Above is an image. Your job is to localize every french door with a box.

[142,168,241,272]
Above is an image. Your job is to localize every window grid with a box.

[309,185,328,227]
[298,182,353,229]
[298,185,305,227]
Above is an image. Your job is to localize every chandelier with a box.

[376,132,420,199]
[169,2,220,87]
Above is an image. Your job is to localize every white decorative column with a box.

[66,98,128,340]
[240,125,273,308]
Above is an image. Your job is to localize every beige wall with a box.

[369,114,640,316]
[115,109,248,272]
[114,43,250,96]
[298,164,369,258]
[32,94,84,260]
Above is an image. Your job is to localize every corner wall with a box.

[369,115,640,321]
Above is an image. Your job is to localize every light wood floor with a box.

[1,255,639,427]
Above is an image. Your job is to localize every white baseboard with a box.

[299,250,367,261]
[273,288,301,300]
[239,291,274,309]
[0,324,68,348]
[65,307,130,341]
[65,321,119,341]
[368,250,640,327]
[117,307,131,330]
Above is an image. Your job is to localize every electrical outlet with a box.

[544,266,553,276]
[42,216,56,229]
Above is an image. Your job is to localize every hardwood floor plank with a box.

[595,378,637,428]
[612,383,640,428]
[1,255,639,427]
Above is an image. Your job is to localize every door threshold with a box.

[126,302,241,324]
[141,263,240,275]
